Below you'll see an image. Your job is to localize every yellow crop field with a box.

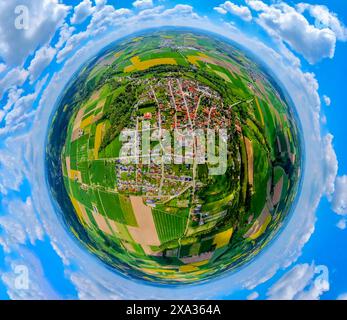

[249,215,271,240]
[70,196,89,227]
[214,70,232,82]
[213,227,234,248]
[255,96,265,126]
[80,115,94,129]
[179,264,199,272]
[187,52,208,65]
[244,137,254,186]
[124,56,178,72]
[94,122,105,159]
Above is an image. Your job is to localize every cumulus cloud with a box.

[0,110,5,123]
[0,141,25,196]
[296,3,347,41]
[1,251,59,299]
[320,115,327,125]
[3,88,23,112]
[247,291,259,300]
[0,197,44,253]
[337,293,347,300]
[56,3,202,64]
[246,1,338,64]
[267,264,329,300]
[0,75,48,137]
[138,5,165,17]
[323,134,338,199]
[0,67,28,100]
[67,272,124,300]
[133,0,154,9]
[57,5,132,63]
[323,95,331,107]
[56,31,89,63]
[55,23,76,50]
[336,219,346,230]
[161,4,195,18]
[3,94,36,128]
[0,63,6,73]
[214,7,227,15]
[28,46,56,84]
[70,0,95,24]
[0,0,70,66]
[95,0,107,8]
[215,1,252,22]
[331,176,347,215]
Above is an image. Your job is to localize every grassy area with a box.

[250,141,271,217]
[153,209,187,243]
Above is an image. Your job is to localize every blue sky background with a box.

[0,0,346,300]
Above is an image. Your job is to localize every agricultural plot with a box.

[153,209,187,243]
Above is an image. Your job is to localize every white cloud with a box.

[71,0,95,25]
[321,115,327,125]
[133,0,154,9]
[214,7,227,15]
[247,291,259,300]
[161,4,195,17]
[337,293,347,300]
[323,95,331,107]
[267,264,312,299]
[323,134,338,199]
[246,1,337,64]
[0,197,44,253]
[246,0,268,12]
[0,63,6,73]
[57,5,132,63]
[3,94,36,127]
[1,251,59,299]
[138,5,165,17]
[336,218,346,230]
[331,176,347,215]
[216,1,252,22]
[55,23,76,50]
[0,0,70,66]
[0,142,25,196]
[57,3,202,64]
[295,271,330,300]
[94,0,107,9]
[0,110,5,123]
[267,264,329,300]
[129,4,200,23]
[296,3,347,41]
[3,88,24,112]
[0,75,48,137]
[28,46,56,84]
[0,67,28,100]
[68,272,124,300]
[57,31,89,63]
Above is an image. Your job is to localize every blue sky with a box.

[0,0,346,300]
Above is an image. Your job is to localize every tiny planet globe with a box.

[46,30,302,284]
